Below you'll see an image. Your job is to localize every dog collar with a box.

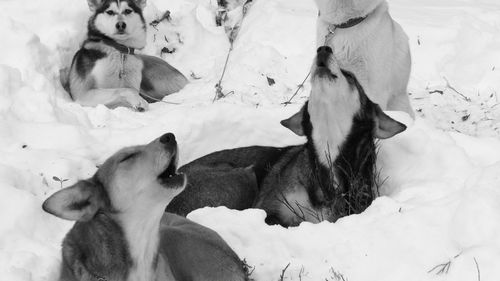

[334,16,367,29]
[86,36,135,55]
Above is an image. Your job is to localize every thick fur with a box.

[67,0,188,110]
[315,0,414,117]
[167,49,406,226]
[43,133,247,281]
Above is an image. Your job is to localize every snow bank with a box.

[0,0,499,280]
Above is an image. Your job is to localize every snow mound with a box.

[0,0,499,280]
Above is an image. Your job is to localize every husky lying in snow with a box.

[314,0,414,118]
[43,133,248,281]
[65,0,188,111]
[167,46,406,226]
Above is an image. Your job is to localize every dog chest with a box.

[92,51,143,90]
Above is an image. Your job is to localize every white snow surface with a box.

[1,0,500,280]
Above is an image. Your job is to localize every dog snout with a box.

[116,21,127,32]
[160,133,177,146]
[316,46,332,67]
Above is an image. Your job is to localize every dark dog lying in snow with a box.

[167,46,406,226]
[43,133,248,281]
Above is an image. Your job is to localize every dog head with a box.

[314,0,384,24]
[42,133,186,222]
[281,46,405,163]
[87,0,147,49]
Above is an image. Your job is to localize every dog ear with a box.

[42,179,105,221]
[373,105,407,139]
[87,0,103,12]
[280,107,305,136]
[134,0,147,9]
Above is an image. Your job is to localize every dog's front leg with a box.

[75,88,149,111]
[316,18,332,46]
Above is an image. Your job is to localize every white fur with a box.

[94,1,146,49]
[69,42,148,110]
[90,46,143,89]
[315,0,384,24]
[308,60,361,166]
[103,141,183,281]
[315,0,414,117]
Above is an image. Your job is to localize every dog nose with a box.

[316,46,333,67]
[160,133,176,145]
[116,21,127,32]
[317,46,333,54]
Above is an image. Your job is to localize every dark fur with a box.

[49,150,248,280]
[89,0,146,32]
[73,49,107,79]
[167,146,288,215]
[167,71,381,226]
[57,177,132,281]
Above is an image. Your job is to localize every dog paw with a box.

[120,90,149,112]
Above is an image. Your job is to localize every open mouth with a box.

[157,152,186,188]
[315,66,338,79]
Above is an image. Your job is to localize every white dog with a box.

[315,0,414,117]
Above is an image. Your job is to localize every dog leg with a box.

[316,18,331,46]
[75,88,149,111]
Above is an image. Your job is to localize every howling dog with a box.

[43,133,248,281]
[167,46,406,226]
[314,0,414,118]
[65,0,188,111]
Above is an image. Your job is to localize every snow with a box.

[0,0,499,280]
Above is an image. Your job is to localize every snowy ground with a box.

[1,0,500,280]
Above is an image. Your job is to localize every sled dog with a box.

[66,0,188,111]
[314,0,414,117]
[167,47,407,226]
[43,133,248,281]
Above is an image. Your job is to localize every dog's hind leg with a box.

[74,88,149,111]
[138,55,188,102]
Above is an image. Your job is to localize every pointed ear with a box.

[134,0,147,9]
[87,0,103,12]
[280,107,305,136]
[42,179,105,221]
[374,105,407,139]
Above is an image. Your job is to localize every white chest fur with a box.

[117,204,165,281]
[92,50,143,91]
[308,78,360,166]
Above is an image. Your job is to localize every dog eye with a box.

[120,153,138,163]
[106,10,115,16]
[123,9,133,15]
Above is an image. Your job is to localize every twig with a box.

[428,261,452,275]
[429,89,444,95]
[444,77,471,102]
[298,266,305,281]
[214,44,234,101]
[428,252,462,275]
[149,10,171,29]
[473,257,481,281]
[330,268,348,281]
[213,0,253,101]
[282,71,311,106]
[278,263,291,281]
